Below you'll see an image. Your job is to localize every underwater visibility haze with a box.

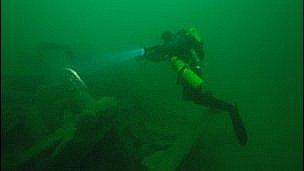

[1,0,303,170]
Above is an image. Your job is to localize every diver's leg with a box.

[192,92,235,112]
[190,91,247,145]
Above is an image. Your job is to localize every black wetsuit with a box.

[143,30,247,145]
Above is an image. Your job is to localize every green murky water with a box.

[1,0,302,170]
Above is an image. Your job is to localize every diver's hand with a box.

[141,46,169,62]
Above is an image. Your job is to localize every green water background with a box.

[1,0,303,170]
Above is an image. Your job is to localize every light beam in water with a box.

[77,48,145,73]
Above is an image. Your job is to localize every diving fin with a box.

[229,104,247,146]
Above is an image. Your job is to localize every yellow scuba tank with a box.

[169,56,204,90]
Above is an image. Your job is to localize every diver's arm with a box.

[142,45,169,62]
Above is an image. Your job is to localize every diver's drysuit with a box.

[142,28,247,146]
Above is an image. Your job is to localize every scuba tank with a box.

[169,56,204,90]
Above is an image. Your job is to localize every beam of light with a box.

[77,48,145,73]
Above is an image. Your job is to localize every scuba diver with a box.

[140,28,247,146]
